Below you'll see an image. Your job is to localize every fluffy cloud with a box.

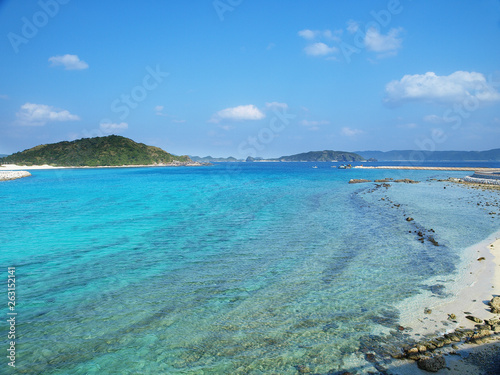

[385,71,500,105]
[16,103,80,126]
[301,120,329,131]
[301,120,329,126]
[210,104,265,123]
[298,29,318,40]
[265,102,288,110]
[100,121,128,133]
[49,54,89,70]
[364,27,403,54]
[304,42,338,56]
[341,127,364,137]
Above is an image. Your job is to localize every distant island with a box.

[190,156,242,162]
[244,150,365,162]
[357,149,500,162]
[277,150,364,162]
[0,135,197,167]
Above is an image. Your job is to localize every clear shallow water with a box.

[1,163,499,374]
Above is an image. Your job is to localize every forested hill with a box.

[278,150,365,162]
[0,135,191,167]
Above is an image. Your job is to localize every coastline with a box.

[0,162,208,170]
[380,232,500,374]
[397,230,500,339]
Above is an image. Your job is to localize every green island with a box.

[0,135,193,167]
[277,150,364,162]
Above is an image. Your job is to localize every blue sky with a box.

[1,0,499,158]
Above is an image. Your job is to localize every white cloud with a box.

[265,102,288,110]
[301,120,329,131]
[301,120,329,126]
[154,105,164,112]
[364,27,403,54]
[341,127,364,137]
[100,121,128,133]
[210,104,265,123]
[298,29,318,40]
[16,103,80,126]
[385,71,500,105]
[304,42,338,56]
[219,124,235,131]
[48,54,89,70]
[0,94,8,100]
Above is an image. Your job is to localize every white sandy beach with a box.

[0,162,205,171]
[397,232,500,337]
[389,232,500,374]
[0,164,67,170]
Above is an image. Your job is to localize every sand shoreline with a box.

[0,162,208,171]
[397,231,500,337]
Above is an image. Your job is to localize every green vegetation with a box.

[0,135,191,167]
[278,150,365,162]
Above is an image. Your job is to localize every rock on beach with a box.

[0,171,31,181]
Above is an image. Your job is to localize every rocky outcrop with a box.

[348,179,372,184]
[0,171,31,181]
[417,355,446,372]
[489,296,500,313]
[394,179,419,184]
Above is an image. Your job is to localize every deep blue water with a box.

[1,162,499,374]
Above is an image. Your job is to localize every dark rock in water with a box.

[429,284,446,296]
[428,236,439,246]
[424,308,432,314]
[448,313,457,320]
[365,353,376,362]
[394,178,420,184]
[322,322,339,332]
[417,355,446,372]
[406,217,414,222]
[348,179,372,184]
[489,296,500,313]
[477,257,486,261]
[295,364,311,373]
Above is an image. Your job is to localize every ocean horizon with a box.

[2,161,500,374]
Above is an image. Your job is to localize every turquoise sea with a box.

[2,162,500,374]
